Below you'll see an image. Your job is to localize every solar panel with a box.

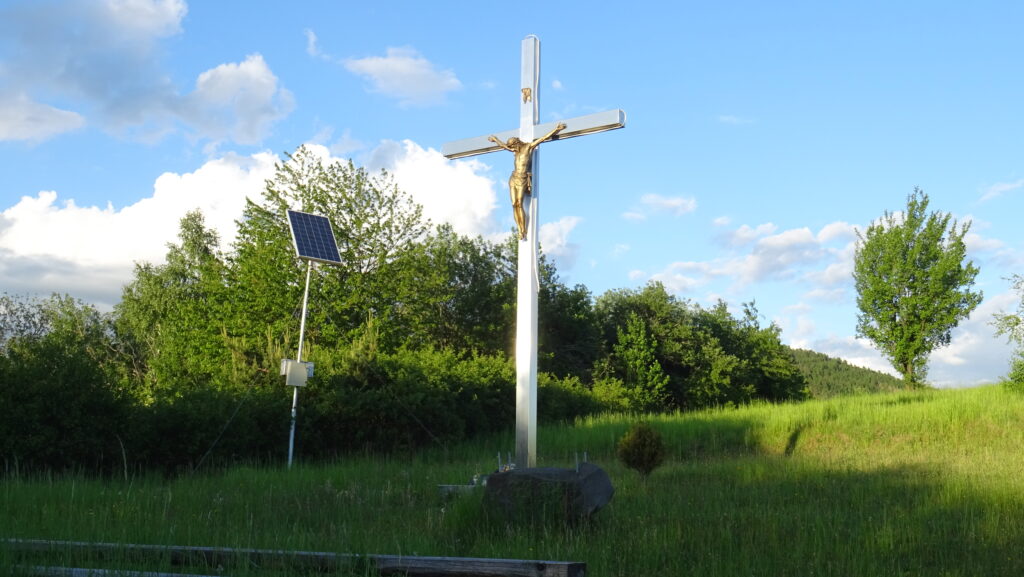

[286,210,342,265]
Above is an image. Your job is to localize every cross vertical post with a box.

[516,36,540,468]
[442,37,625,470]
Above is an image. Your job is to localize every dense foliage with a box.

[854,188,982,385]
[1,145,810,475]
[789,348,907,398]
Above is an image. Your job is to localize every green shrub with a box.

[616,422,666,479]
[1004,354,1024,393]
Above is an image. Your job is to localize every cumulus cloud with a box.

[816,221,857,244]
[344,47,462,108]
[645,220,858,296]
[727,227,824,285]
[929,291,1016,386]
[718,222,777,247]
[0,151,278,307]
[0,0,291,144]
[184,54,295,145]
[540,217,582,270]
[364,140,499,238]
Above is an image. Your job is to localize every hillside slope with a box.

[789,347,907,398]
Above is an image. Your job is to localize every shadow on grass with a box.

[546,413,765,463]
[601,457,1024,577]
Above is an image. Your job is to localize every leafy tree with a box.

[993,274,1024,388]
[228,145,431,354]
[0,294,128,473]
[594,283,806,410]
[116,210,232,399]
[853,189,982,385]
[537,270,601,379]
[411,225,515,354]
[601,312,670,412]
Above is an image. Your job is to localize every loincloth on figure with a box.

[508,172,533,196]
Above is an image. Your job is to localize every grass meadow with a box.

[4,384,1024,576]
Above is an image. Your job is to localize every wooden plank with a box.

[4,539,586,577]
[20,565,221,577]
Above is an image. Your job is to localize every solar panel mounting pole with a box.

[284,210,343,469]
[287,261,313,468]
[442,36,625,469]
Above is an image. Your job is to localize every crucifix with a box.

[442,36,625,468]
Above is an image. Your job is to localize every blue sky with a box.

[1,0,1022,386]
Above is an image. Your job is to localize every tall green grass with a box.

[4,385,1024,576]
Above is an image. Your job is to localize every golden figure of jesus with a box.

[488,121,567,240]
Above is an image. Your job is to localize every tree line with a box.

[1,146,812,475]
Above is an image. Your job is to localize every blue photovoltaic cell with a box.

[286,210,342,265]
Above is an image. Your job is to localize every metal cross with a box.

[442,35,625,468]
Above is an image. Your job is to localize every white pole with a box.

[515,36,540,469]
[288,261,313,468]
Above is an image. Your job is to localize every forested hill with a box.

[789,348,908,398]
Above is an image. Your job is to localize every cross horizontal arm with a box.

[442,109,626,160]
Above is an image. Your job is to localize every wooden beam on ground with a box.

[21,566,221,577]
[3,539,586,577]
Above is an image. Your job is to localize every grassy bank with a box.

[4,385,1024,576]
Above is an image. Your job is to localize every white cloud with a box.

[640,194,697,216]
[540,216,583,270]
[929,291,1016,386]
[712,216,732,227]
[628,270,646,281]
[623,193,696,221]
[345,47,462,108]
[650,220,858,297]
[105,0,186,37]
[980,179,1024,202]
[802,288,847,302]
[0,92,86,141]
[0,1,291,145]
[611,244,630,258]
[0,151,278,307]
[365,140,499,238]
[312,126,365,158]
[799,335,899,377]
[647,261,713,293]
[304,28,321,57]
[185,54,295,145]
[816,221,856,244]
[719,222,777,247]
[964,232,1005,255]
[728,227,823,284]
[551,79,564,91]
